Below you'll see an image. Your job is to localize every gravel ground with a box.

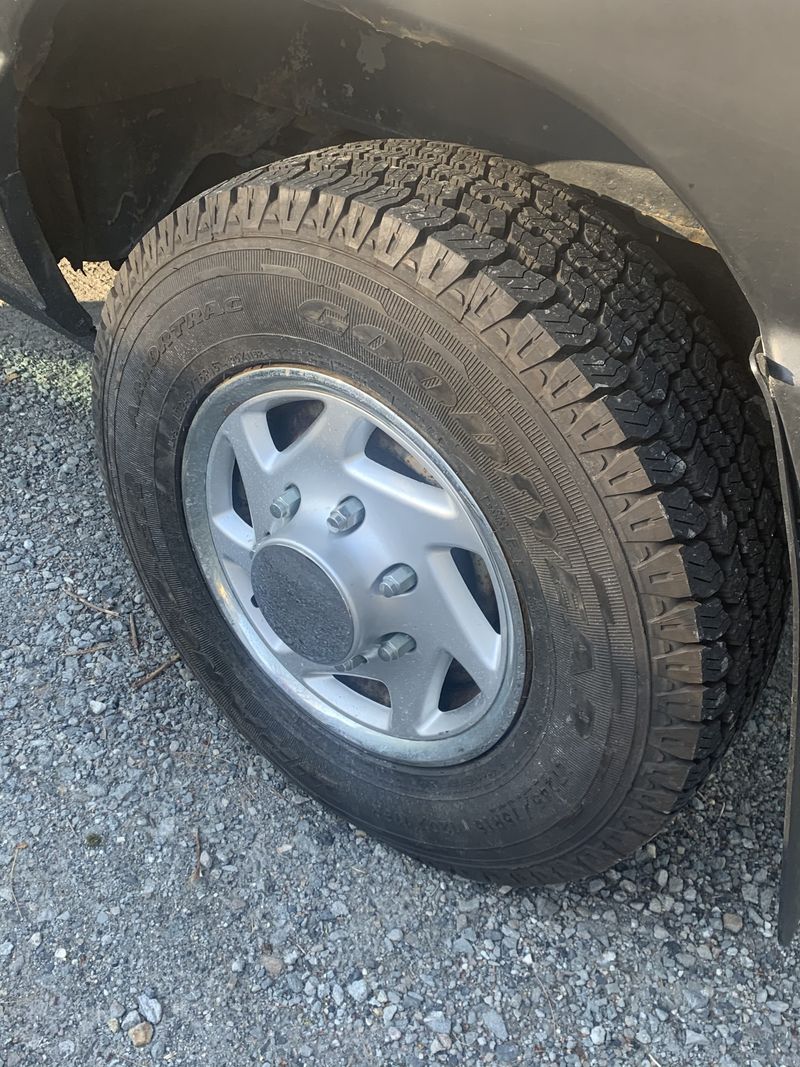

[2,274,800,1067]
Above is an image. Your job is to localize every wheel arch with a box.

[9,0,761,356]
[17,0,644,259]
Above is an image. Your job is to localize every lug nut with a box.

[378,564,417,598]
[270,484,301,521]
[327,496,365,533]
[378,633,416,662]
[337,653,367,672]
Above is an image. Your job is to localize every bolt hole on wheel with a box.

[96,140,787,888]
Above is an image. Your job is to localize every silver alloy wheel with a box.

[182,367,525,765]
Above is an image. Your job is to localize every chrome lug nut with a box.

[378,564,417,598]
[327,496,365,533]
[378,633,416,662]
[270,484,301,521]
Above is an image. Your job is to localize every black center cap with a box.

[251,544,354,664]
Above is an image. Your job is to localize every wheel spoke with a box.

[220,408,279,535]
[278,646,326,679]
[341,645,450,738]
[422,550,503,693]
[210,510,256,573]
[345,455,484,555]
[386,648,452,737]
[269,395,373,488]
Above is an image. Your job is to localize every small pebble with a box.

[483,1009,508,1042]
[347,979,368,1003]
[424,1011,451,1035]
[723,912,744,934]
[137,994,162,1024]
[128,1021,154,1047]
[120,1010,141,1031]
[590,1026,606,1046]
[263,955,283,977]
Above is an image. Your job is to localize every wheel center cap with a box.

[251,543,354,665]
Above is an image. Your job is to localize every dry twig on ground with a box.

[131,653,180,690]
[64,587,120,618]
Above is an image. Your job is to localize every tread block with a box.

[680,437,719,499]
[658,682,729,723]
[623,350,668,404]
[315,174,382,238]
[417,225,505,295]
[483,260,557,310]
[342,184,412,251]
[718,548,748,604]
[616,487,707,543]
[652,721,722,761]
[654,642,730,684]
[658,393,697,451]
[511,225,558,274]
[540,349,628,409]
[376,199,457,267]
[585,441,686,495]
[562,391,662,452]
[506,313,562,369]
[650,597,730,643]
[638,542,723,599]
[460,272,517,330]
[702,488,738,555]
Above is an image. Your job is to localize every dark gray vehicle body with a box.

[2,0,799,937]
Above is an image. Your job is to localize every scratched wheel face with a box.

[93,141,787,887]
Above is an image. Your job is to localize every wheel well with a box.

[17,0,756,355]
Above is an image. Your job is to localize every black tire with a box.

[94,139,788,885]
